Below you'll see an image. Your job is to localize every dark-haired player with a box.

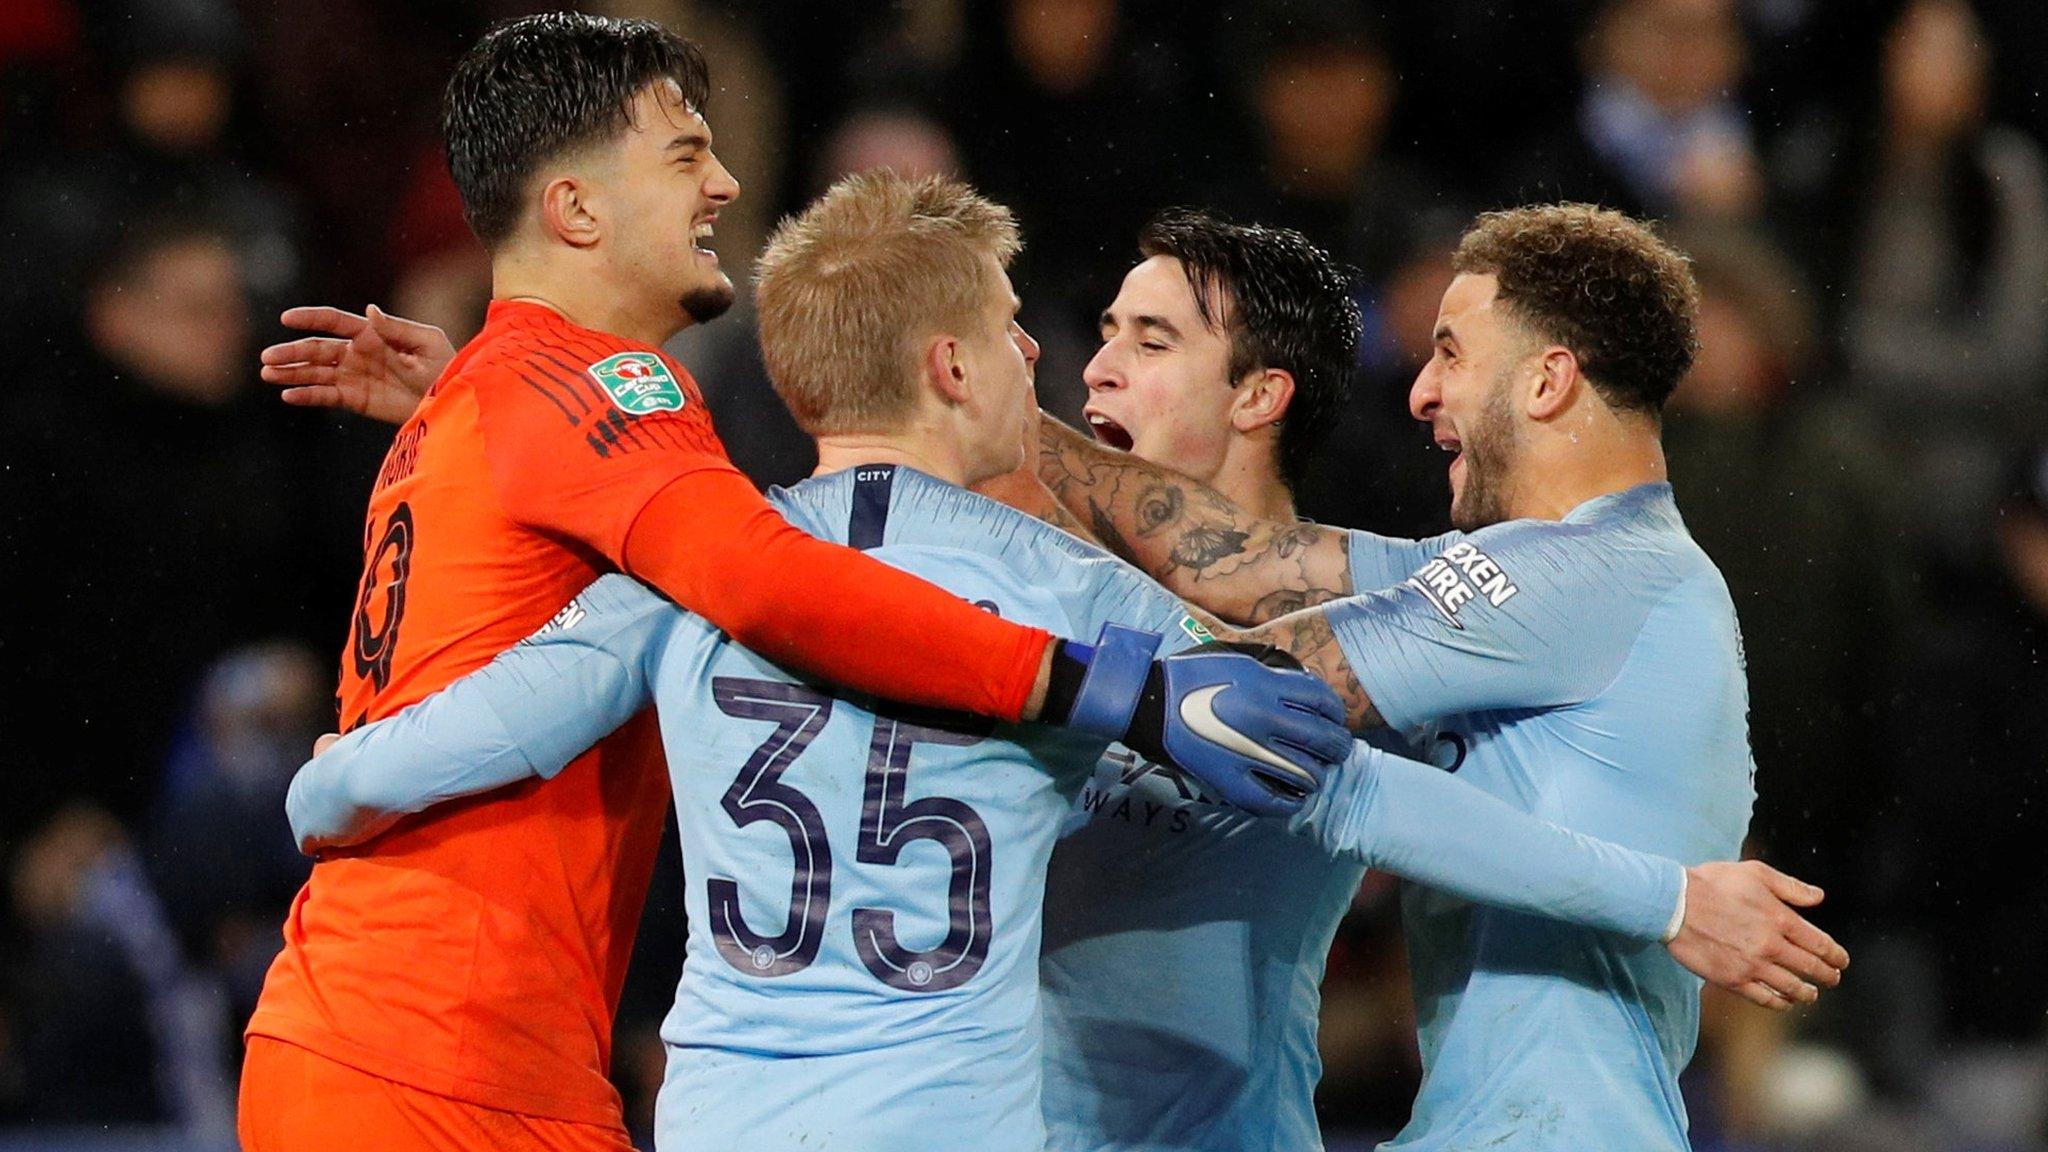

[237,15,1345,1152]
[1041,203,1827,1150]
[1025,209,1390,1148]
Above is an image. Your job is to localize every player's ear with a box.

[1526,346,1579,421]
[923,333,971,406]
[540,176,602,250]
[1229,367,1295,434]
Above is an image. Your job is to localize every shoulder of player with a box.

[1458,516,1582,551]
[883,477,1149,608]
[865,541,1077,632]
[886,475,1114,569]
[1463,503,1697,570]
[1397,513,1704,626]
[458,320,697,405]
[773,468,1151,627]
[1421,517,1595,580]
[914,536,1176,646]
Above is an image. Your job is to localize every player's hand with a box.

[260,304,456,425]
[1665,860,1848,1011]
[1147,640,1352,814]
[1063,625,1350,816]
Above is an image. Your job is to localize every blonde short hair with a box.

[755,171,1021,435]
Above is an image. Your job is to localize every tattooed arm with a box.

[1160,596,1384,732]
[1037,412,1356,624]
[1237,608,1383,731]
[1031,414,1384,727]
[972,462,1109,548]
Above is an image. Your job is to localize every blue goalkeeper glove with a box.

[1047,624,1349,816]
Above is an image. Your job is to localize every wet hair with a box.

[1137,209,1362,490]
[1452,203,1700,414]
[443,13,710,250]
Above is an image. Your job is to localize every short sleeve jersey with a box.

[246,300,733,1125]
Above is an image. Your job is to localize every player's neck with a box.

[813,435,968,489]
[1513,421,1667,521]
[492,259,687,348]
[1206,453,1296,523]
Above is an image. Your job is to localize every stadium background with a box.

[3,0,2047,1148]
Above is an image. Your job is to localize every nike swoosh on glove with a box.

[1062,625,1350,817]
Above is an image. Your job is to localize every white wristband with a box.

[1661,867,1688,943]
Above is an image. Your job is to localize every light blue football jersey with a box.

[1330,482,1755,1152]
[1033,650,1679,1152]
[289,464,1180,1152]
[289,467,1692,1152]
[1039,744,1372,1152]
[646,465,1177,1152]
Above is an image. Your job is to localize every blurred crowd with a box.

[3,0,2047,1148]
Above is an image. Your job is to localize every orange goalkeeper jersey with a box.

[246,300,1052,1125]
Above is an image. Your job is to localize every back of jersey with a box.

[647,467,1107,1152]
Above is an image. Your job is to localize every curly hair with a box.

[1452,204,1700,414]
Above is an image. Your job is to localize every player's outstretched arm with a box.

[286,575,671,853]
[464,334,1343,778]
[260,304,456,425]
[1667,861,1849,1010]
[1230,519,1671,734]
[1296,742,1847,1009]
[1036,412,1356,624]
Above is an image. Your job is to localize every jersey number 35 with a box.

[706,676,995,994]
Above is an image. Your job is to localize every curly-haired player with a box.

[1039,203,1839,1151]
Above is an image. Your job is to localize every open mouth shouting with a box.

[1436,429,1464,482]
[692,216,718,263]
[1085,409,1134,452]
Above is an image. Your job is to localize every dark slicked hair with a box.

[1452,204,1700,414]
[1138,209,1362,490]
[443,13,711,250]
